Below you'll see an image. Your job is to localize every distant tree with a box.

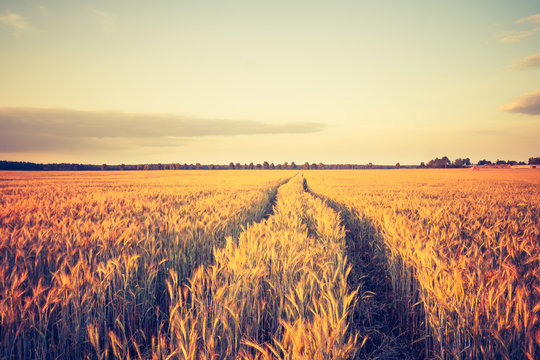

[419,162,426,168]
[395,162,400,169]
[120,163,125,170]
[236,163,241,169]
[283,162,289,170]
[443,156,450,167]
[195,163,201,170]
[528,157,540,165]
[229,162,235,169]
[263,161,269,169]
[477,159,492,166]
[453,158,471,168]
[249,162,254,170]
[318,162,324,169]
[276,164,282,169]
[101,164,107,171]
[367,162,374,169]
[270,163,275,169]
[304,162,310,170]
[310,163,317,169]
[255,163,262,170]
[427,156,451,168]
[290,162,297,169]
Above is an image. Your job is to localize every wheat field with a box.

[305,169,540,360]
[1,169,538,359]
[0,171,288,359]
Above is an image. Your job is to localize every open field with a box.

[1,169,539,359]
[0,171,289,359]
[305,169,540,360]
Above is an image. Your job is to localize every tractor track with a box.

[303,177,415,359]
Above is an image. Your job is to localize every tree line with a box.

[1,157,538,171]
[0,161,394,171]
[420,156,539,168]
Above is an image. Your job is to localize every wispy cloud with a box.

[0,107,324,152]
[0,11,28,35]
[501,90,540,115]
[497,13,540,43]
[497,28,539,43]
[517,14,540,24]
[510,49,540,68]
[92,9,115,32]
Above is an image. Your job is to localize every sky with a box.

[0,0,539,165]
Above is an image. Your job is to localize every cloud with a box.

[0,107,324,152]
[517,14,540,24]
[498,28,539,43]
[0,11,28,34]
[501,90,540,115]
[92,9,115,32]
[497,14,540,43]
[510,49,540,68]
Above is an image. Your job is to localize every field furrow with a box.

[305,180,414,359]
[162,175,359,359]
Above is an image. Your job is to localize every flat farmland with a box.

[304,169,540,360]
[1,169,538,359]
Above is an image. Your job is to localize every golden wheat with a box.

[0,170,288,359]
[305,168,540,360]
[3,168,537,359]
[164,175,359,359]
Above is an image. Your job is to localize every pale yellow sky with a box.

[0,1,539,164]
